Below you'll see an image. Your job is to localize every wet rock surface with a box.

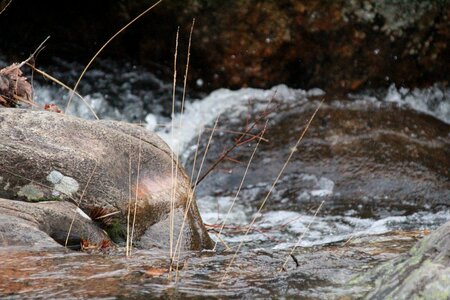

[0,108,212,250]
[361,220,450,299]
[191,96,450,218]
[0,230,424,299]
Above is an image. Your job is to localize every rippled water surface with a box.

[1,58,449,299]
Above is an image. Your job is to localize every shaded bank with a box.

[0,0,449,92]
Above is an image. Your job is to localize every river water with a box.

[1,58,449,299]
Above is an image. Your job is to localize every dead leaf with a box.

[144,267,167,277]
[0,63,33,107]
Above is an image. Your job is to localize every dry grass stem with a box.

[220,100,324,285]
[279,200,325,272]
[174,19,195,282]
[65,162,98,247]
[130,129,143,254]
[65,0,163,113]
[172,116,221,265]
[0,0,13,15]
[95,210,120,219]
[26,63,99,119]
[126,145,133,256]
[189,129,203,185]
[169,27,180,272]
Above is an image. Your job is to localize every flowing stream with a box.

[1,58,449,299]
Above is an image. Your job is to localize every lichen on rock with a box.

[46,170,80,198]
[17,183,45,201]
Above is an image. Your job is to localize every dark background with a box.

[0,0,449,93]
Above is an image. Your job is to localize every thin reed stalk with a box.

[26,64,99,120]
[130,129,143,254]
[0,0,12,15]
[126,143,133,256]
[220,100,324,285]
[65,163,98,247]
[173,19,195,281]
[172,116,221,264]
[279,200,325,271]
[169,27,180,273]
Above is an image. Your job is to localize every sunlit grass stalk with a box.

[172,116,221,267]
[130,129,143,254]
[220,100,323,285]
[174,128,203,282]
[126,143,133,257]
[189,129,203,185]
[172,19,195,281]
[169,28,180,274]
[0,0,12,15]
[65,163,98,247]
[65,0,163,113]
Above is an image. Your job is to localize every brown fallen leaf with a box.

[0,63,33,107]
[44,103,62,113]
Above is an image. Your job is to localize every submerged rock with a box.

[360,220,450,299]
[0,108,213,250]
[191,97,450,217]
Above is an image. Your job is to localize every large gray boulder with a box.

[360,220,450,299]
[0,108,213,250]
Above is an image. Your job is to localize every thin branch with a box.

[15,36,50,69]
[172,115,220,264]
[192,90,278,189]
[175,19,196,283]
[213,120,269,251]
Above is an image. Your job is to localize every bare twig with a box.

[16,36,50,69]
[213,120,269,251]
[126,142,133,257]
[192,96,277,189]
